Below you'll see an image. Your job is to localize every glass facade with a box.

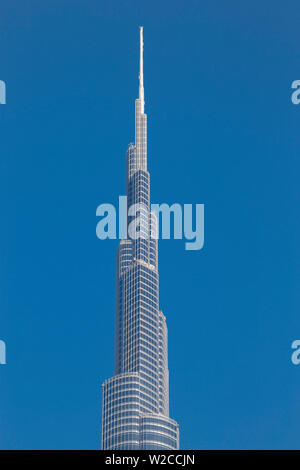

[101,27,179,450]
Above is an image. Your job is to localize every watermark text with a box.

[0,80,6,104]
[96,196,204,251]
[0,340,6,365]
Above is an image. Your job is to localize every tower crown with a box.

[139,26,144,113]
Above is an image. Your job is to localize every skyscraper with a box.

[101,27,180,450]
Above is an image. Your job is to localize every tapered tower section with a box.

[101,27,179,450]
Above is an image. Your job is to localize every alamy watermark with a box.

[96,196,204,251]
[0,340,6,365]
[0,80,6,104]
[291,80,300,105]
[291,340,300,365]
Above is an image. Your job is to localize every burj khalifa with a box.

[101,27,180,450]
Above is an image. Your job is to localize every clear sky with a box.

[0,0,299,450]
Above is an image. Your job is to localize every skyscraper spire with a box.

[101,27,179,450]
[135,26,147,170]
[139,26,144,113]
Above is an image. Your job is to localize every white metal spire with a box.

[139,26,144,113]
[135,26,147,170]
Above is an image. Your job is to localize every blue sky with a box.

[0,0,299,449]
